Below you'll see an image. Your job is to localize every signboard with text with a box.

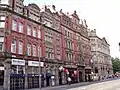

[12,59,25,66]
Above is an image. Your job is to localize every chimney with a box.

[52,5,56,10]
[60,9,62,13]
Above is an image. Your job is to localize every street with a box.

[68,79,120,90]
[24,78,120,90]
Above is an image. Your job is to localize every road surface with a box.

[68,79,120,90]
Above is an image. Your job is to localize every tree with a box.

[112,57,120,73]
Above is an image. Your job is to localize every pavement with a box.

[25,78,120,90]
[0,78,119,90]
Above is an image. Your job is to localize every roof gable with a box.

[102,37,109,45]
[28,3,40,11]
[71,11,80,20]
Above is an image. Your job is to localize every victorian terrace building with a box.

[0,0,92,89]
[88,29,113,80]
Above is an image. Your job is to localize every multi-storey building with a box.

[88,29,113,79]
[0,0,92,89]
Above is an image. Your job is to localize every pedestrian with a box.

[67,77,71,85]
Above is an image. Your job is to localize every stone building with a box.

[88,29,113,79]
[0,0,92,89]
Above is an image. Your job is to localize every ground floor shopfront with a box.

[1,58,87,90]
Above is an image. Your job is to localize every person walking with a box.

[67,77,71,85]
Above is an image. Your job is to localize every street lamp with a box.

[39,22,47,90]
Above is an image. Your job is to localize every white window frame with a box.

[11,39,16,53]
[27,43,31,56]
[18,22,23,33]
[0,22,5,28]
[12,20,17,31]
[18,41,23,54]
[33,44,36,56]
[27,25,31,35]
[38,29,41,38]
[0,16,5,20]
[33,28,36,37]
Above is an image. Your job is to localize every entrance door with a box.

[0,70,4,85]
[79,72,82,82]
[59,71,62,85]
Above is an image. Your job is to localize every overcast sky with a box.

[24,0,120,58]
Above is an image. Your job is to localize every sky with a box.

[24,0,120,58]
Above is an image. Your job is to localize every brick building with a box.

[88,29,113,80]
[0,0,92,89]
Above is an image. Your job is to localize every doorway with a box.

[0,70,4,85]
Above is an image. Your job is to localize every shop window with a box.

[11,65,24,74]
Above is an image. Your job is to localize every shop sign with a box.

[12,59,25,66]
[28,61,44,67]
[65,65,77,68]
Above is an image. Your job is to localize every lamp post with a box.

[39,22,47,90]
[39,49,41,90]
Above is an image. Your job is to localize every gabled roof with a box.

[28,3,40,11]
[71,11,80,20]
[102,37,110,46]
[44,5,52,14]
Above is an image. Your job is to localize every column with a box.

[44,65,46,87]
[24,65,28,89]
[77,68,80,83]
[55,66,59,86]
[3,61,11,90]
[62,72,66,84]
[82,69,85,82]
